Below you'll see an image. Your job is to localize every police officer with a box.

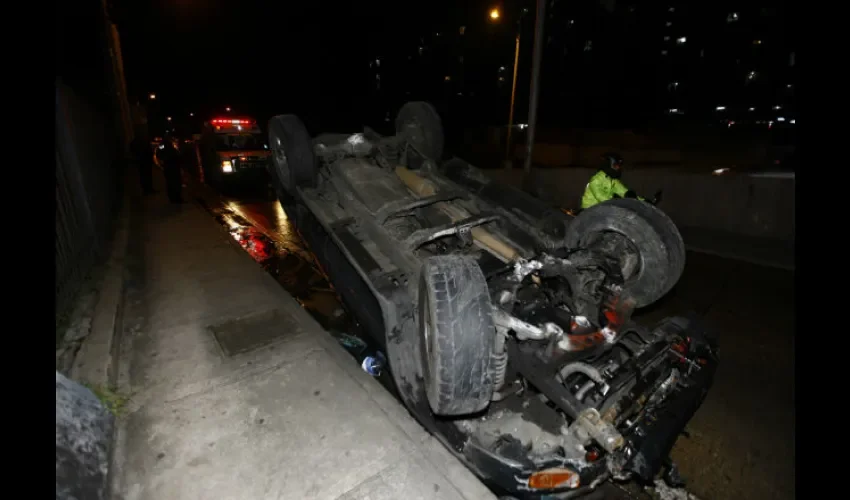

[158,132,184,204]
[131,130,155,195]
[581,153,648,209]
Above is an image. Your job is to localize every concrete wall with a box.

[484,168,795,244]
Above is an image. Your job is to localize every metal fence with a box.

[55,82,123,326]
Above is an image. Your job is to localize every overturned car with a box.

[267,102,718,499]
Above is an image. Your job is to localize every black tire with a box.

[395,101,444,161]
[418,255,495,416]
[565,198,685,308]
[268,114,316,196]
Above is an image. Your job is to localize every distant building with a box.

[368,1,795,130]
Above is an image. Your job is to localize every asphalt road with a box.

[197,185,794,500]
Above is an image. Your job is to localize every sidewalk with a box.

[109,173,496,500]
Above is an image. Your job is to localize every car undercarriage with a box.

[266,102,718,498]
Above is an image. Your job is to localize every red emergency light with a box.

[211,118,256,126]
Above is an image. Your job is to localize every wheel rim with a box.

[585,230,643,282]
[272,135,291,191]
[401,120,425,154]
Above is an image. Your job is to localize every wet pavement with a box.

[194,188,400,397]
[196,184,793,500]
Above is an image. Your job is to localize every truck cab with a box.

[196,117,271,191]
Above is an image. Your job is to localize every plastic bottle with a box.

[361,351,387,377]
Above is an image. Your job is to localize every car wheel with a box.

[564,198,685,308]
[418,255,495,416]
[395,101,444,162]
[268,114,316,197]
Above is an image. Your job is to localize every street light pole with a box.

[523,0,546,174]
[504,32,521,168]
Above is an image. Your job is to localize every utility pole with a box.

[504,31,521,169]
[522,0,547,174]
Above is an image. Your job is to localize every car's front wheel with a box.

[564,198,686,308]
[418,255,495,416]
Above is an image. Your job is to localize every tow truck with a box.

[196,117,271,193]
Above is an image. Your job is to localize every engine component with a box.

[566,408,625,454]
[492,309,564,341]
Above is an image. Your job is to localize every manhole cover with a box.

[210,308,302,357]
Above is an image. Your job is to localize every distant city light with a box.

[375,58,381,67]
[148,93,156,100]
[676,37,687,44]
[716,106,726,111]
[499,66,506,71]
[669,7,675,12]
[489,8,500,20]
[663,36,670,41]
[753,40,763,45]
[669,108,678,113]
[661,50,668,56]
[189,113,194,117]
[727,12,739,22]
[713,168,730,175]
[459,25,466,35]
[226,107,231,112]
[666,21,673,27]
[790,119,796,124]
[727,120,736,128]
[749,107,756,111]
[773,105,782,110]
[786,84,793,89]
[747,71,757,81]
[166,116,172,121]
[444,75,451,82]
[517,123,528,129]
[777,117,786,122]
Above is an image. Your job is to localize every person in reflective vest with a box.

[580,153,644,209]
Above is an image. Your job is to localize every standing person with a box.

[131,130,155,195]
[158,132,184,204]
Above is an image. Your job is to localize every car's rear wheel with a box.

[395,101,444,162]
[268,114,316,197]
[268,114,315,227]
[565,198,685,308]
[418,255,495,416]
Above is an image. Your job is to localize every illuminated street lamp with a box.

[489,8,500,20]
[189,112,194,117]
[226,107,232,112]
[167,116,172,121]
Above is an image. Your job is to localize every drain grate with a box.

[210,308,301,357]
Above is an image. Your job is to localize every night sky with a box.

[57,0,794,139]
[115,0,480,128]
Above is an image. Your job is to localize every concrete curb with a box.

[70,190,131,390]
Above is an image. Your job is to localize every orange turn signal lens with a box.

[528,468,580,490]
